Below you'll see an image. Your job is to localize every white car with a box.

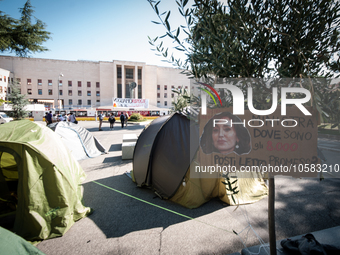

[0,112,13,124]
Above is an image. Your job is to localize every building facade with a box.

[0,56,190,112]
[0,68,11,102]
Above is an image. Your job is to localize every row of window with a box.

[0,75,8,83]
[67,99,96,106]
[117,67,142,80]
[0,86,6,93]
[157,101,168,106]
[157,85,188,90]
[24,79,100,88]
[157,93,177,98]
[28,89,100,96]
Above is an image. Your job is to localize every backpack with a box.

[120,114,125,122]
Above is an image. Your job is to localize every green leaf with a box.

[183,0,189,8]
[165,19,170,31]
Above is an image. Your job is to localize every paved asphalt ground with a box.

[35,120,340,255]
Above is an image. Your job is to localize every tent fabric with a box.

[132,113,268,208]
[0,120,92,241]
[48,121,106,161]
[0,227,46,255]
[133,114,172,187]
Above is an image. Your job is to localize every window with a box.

[125,84,130,98]
[0,75,2,81]
[87,100,91,105]
[96,91,100,96]
[87,81,91,87]
[185,86,188,89]
[117,84,122,98]
[87,91,91,96]
[16,78,21,84]
[117,67,122,78]
[126,68,133,79]
[38,79,42,85]
[172,93,174,98]
[171,85,175,89]
[69,99,73,105]
[78,90,82,96]
[78,81,82,87]
[96,99,100,103]
[0,86,2,93]
[4,76,6,82]
[164,101,168,106]
[138,84,142,99]
[96,82,100,88]
[157,85,160,90]
[164,93,167,98]
[27,79,32,85]
[38,89,42,95]
[68,90,72,96]
[157,93,160,98]
[59,80,63,86]
[48,89,53,95]
[59,90,63,96]
[48,79,52,86]
[78,99,82,105]
[164,85,167,90]
[68,81,72,87]
[138,69,142,80]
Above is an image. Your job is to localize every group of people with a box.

[97,112,129,131]
[44,111,78,125]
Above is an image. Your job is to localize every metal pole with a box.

[268,177,277,255]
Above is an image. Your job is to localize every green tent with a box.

[0,120,91,241]
[0,227,46,255]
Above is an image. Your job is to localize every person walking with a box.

[68,112,77,124]
[109,113,116,130]
[120,112,125,128]
[98,112,104,131]
[45,111,53,125]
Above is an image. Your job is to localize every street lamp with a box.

[57,72,64,112]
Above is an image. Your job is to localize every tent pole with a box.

[268,177,276,255]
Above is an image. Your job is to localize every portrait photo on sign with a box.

[200,111,252,155]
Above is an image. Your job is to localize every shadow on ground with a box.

[82,174,227,239]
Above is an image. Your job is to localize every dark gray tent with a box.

[133,113,198,199]
[48,122,106,161]
[132,113,268,209]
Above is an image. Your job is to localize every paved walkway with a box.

[35,121,340,255]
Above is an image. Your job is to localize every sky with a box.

[0,0,192,67]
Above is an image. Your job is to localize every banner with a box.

[193,106,320,178]
[112,98,149,108]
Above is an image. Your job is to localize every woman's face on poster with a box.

[211,117,238,154]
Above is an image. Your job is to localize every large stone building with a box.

[0,56,190,114]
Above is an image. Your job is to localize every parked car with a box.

[0,112,13,124]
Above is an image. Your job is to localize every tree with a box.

[148,0,340,126]
[172,86,191,112]
[148,0,340,79]
[0,0,51,57]
[7,82,29,119]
